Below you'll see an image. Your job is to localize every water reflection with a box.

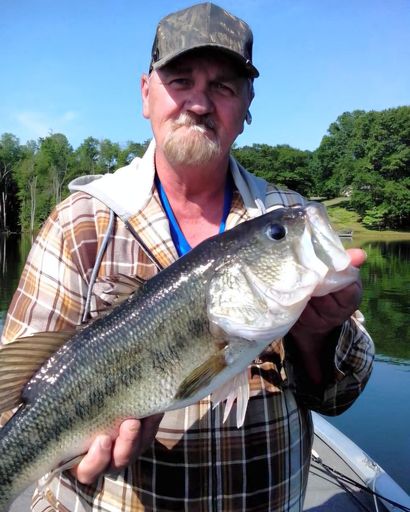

[0,234,32,321]
[359,240,410,362]
[1,235,9,267]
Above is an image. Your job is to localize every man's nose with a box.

[185,89,214,116]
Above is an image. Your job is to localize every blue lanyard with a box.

[155,174,233,256]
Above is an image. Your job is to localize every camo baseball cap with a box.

[149,2,259,78]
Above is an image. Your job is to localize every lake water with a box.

[0,234,409,494]
[329,238,410,494]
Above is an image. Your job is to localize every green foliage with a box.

[13,141,38,231]
[313,106,410,229]
[98,139,120,173]
[1,105,409,232]
[72,136,100,178]
[0,133,22,232]
[4,134,152,232]
[362,205,389,230]
[117,140,149,167]
[232,143,313,197]
[39,133,73,204]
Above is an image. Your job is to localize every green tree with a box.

[310,110,366,197]
[232,143,313,197]
[98,139,120,173]
[364,179,410,230]
[0,133,22,232]
[73,137,100,178]
[29,133,74,224]
[313,107,410,229]
[37,133,73,205]
[13,141,39,232]
[117,140,149,167]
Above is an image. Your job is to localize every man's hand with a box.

[287,248,367,386]
[292,248,366,338]
[70,414,163,485]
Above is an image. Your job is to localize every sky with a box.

[1,0,409,152]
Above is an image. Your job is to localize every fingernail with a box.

[100,436,112,450]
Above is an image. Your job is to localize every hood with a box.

[69,140,267,222]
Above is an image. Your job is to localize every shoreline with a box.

[322,199,410,241]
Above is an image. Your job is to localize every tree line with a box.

[0,136,149,233]
[0,106,409,233]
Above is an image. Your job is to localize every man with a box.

[1,3,373,511]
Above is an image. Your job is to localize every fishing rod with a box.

[311,452,410,512]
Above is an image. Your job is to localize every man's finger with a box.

[111,419,142,470]
[71,435,112,485]
[111,415,163,470]
[346,248,367,268]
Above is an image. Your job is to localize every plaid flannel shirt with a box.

[1,148,374,512]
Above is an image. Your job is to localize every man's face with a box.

[141,51,253,166]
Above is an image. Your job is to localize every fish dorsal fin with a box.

[211,369,250,428]
[87,273,146,319]
[93,273,145,305]
[0,331,72,413]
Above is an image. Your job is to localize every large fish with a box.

[0,202,358,510]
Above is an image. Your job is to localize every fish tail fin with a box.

[0,332,72,413]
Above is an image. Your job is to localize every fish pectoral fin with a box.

[174,352,227,400]
[0,331,72,413]
[211,369,250,428]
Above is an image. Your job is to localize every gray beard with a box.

[163,113,222,166]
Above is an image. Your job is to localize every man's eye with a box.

[212,82,234,95]
[169,78,191,88]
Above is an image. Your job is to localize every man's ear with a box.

[141,74,150,119]
[248,80,255,105]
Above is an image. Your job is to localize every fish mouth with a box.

[304,203,351,272]
[271,203,351,275]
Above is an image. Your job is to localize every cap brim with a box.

[151,44,259,78]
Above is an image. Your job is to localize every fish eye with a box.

[266,223,286,241]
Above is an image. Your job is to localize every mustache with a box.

[172,112,216,131]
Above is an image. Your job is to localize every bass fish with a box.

[0,202,357,510]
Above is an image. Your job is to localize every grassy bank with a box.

[322,198,410,241]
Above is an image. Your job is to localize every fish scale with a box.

[0,203,358,510]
